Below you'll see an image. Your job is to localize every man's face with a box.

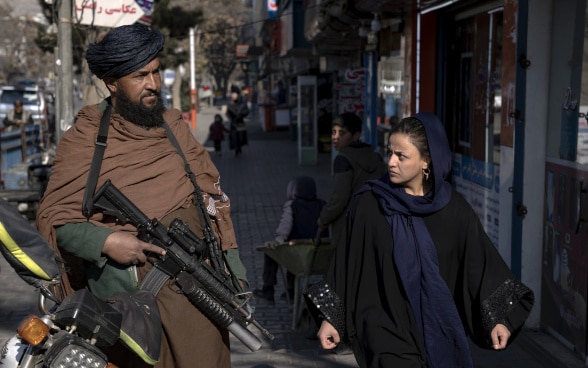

[14,102,23,113]
[108,58,162,108]
[107,58,165,127]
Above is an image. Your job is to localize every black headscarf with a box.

[85,24,165,79]
[357,112,473,367]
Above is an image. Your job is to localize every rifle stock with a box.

[92,179,273,351]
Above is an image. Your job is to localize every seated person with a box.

[254,176,327,303]
[3,99,34,129]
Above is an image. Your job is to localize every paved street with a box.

[0,104,586,367]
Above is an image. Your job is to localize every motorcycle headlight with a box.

[44,333,108,368]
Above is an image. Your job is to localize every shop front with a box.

[541,1,588,356]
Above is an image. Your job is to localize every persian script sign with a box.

[75,0,154,28]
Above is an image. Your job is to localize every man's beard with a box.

[115,89,166,128]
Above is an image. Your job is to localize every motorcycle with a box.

[0,194,123,368]
[1,286,122,368]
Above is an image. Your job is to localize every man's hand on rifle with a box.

[102,231,166,265]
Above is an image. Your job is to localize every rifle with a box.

[92,179,273,351]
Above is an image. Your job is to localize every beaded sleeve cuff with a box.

[304,281,346,338]
[480,278,533,334]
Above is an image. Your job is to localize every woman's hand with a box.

[317,320,340,350]
[490,323,511,350]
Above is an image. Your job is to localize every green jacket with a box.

[56,222,247,299]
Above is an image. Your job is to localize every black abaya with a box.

[308,189,534,368]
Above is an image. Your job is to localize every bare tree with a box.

[154,0,254,102]
[199,15,241,97]
[0,3,49,84]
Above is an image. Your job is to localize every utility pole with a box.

[56,0,74,142]
[189,27,198,130]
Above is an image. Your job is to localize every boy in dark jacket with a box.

[318,113,387,250]
[254,176,327,302]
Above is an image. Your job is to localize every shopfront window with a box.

[379,58,404,125]
[445,10,503,164]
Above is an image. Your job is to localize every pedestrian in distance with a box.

[317,112,387,251]
[36,24,248,368]
[305,112,535,368]
[209,113,230,156]
[226,92,249,156]
[254,176,328,303]
[2,99,34,130]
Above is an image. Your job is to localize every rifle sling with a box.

[82,103,112,218]
[160,122,213,239]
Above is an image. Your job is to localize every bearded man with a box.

[36,24,247,368]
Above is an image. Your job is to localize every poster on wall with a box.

[452,153,500,247]
[334,68,366,116]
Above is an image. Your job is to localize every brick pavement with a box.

[0,104,585,368]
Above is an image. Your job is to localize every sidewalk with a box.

[0,104,585,367]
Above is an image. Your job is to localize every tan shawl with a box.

[37,104,237,258]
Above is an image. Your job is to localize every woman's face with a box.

[387,132,429,196]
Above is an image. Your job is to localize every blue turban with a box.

[85,24,165,79]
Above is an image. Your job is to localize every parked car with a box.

[0,85,54,130]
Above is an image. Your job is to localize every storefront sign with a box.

[75,0,153,28]
[267,0,277,19]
